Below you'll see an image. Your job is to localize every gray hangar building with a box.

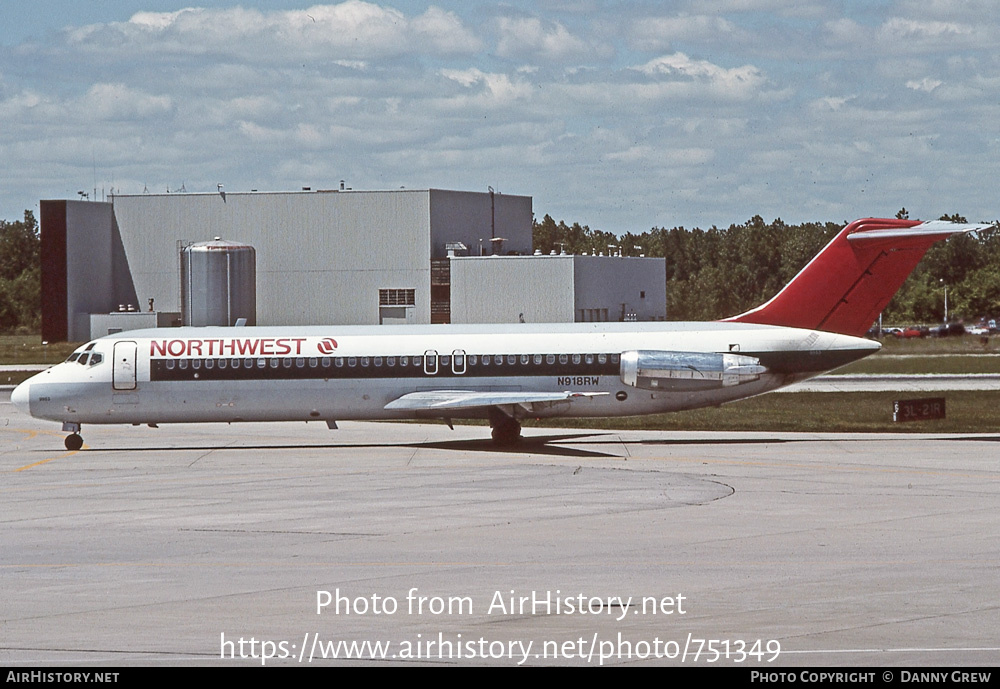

[39,188,666,342]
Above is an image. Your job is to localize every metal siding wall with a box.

[110,191,431,326]
[572,256,667,321]
[63,201,117,340]
[428,190,532,258]
[449,256,574,323]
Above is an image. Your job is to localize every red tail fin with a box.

[724,218,990,337]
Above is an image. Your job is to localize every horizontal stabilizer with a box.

[385,389,606,412]
[724,218,992,337]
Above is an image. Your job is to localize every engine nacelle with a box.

[620,350,767,392]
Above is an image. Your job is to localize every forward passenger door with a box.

[112,341,138,391]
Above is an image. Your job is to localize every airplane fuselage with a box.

[13,217,984,449]
[14,322,877,429]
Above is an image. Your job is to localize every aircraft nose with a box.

[10,380,30,415]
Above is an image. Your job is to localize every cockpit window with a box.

[72,343,97,364]
[89,353,103,366]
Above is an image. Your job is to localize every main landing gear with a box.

[62,422,83,451]
[488,408,522,446]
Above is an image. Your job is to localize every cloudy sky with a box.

[1,1,996,233]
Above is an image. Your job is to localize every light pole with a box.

[940,279,948,323]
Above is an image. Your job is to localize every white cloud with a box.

[411,6,482,54]
[67,2,481,60]
[892,0,997,22]
[79,83,172,120]
[0,89,45,117]
[877,17,985,51]
[438,68,533,107]
[607,145,715,166]
[822,17,873,47]
[495,16,597,62]
[627,15,742,51]
[906,77,943,93]
[1,2,996,231]
[633,53,765,99]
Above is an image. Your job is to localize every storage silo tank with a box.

[180,238,256,326]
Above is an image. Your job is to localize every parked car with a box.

[929,323,966,337]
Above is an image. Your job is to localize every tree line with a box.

[534,212,1000,325]
[0,211,40,333]
[1,209,997,334]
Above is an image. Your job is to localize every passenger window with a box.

[309,358,318,368]
[296,358,305,368]
[205,359,215,369]
[520,355,529,365]
[166,360,175,370]
[572,354,581,365]
[507,355,516,365]
[533,355,542,365]
[179,360,188,370]
[598,354,607,364]
[374,356,383,367]
[546,354,555,365]
[387,357,395,367]
[585,354,594,365]
[559,354,568,365]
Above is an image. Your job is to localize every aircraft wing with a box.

[384,390,607,413]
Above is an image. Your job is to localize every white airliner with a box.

[11,218,989,450]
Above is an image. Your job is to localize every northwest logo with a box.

[317,338,339,355]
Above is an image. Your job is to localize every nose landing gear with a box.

[62,422,84,451]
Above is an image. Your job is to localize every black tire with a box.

[490,419,521,446]
[65,434,83,451]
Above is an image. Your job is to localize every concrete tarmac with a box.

[2,392,999,667]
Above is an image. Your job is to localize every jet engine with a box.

[619,350,767,392]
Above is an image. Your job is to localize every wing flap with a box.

[385,389,606,412]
